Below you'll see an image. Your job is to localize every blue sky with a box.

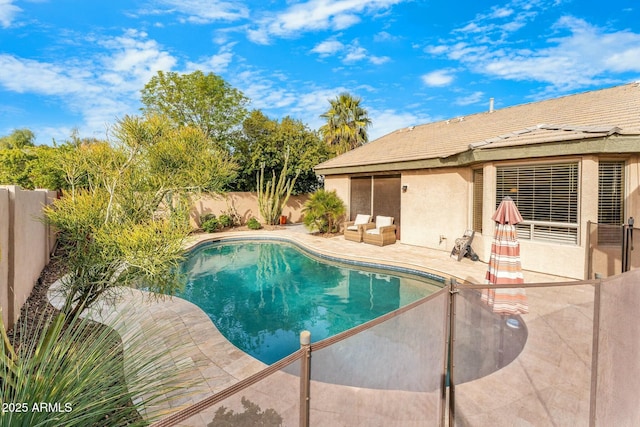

[1,0,639,145]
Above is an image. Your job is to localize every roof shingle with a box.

[316,83,640,172]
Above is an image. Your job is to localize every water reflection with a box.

[179,241,434,364]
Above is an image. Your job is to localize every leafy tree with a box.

[319,92,372,155]
[0,128,35,149]
[0,148,36,188]
[45,114,237,319]
[233,110,330,193]
[140,70,249,152]
[27,145,68,190]
[302,189,346,233]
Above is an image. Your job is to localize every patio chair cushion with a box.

[346,225,358,231]
[354,214,371,225]
[365,216,394,235]
[375,215,393,228]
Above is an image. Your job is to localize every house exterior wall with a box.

[324,154,640,280]
[400,168,470,250]
[323,175,350,217]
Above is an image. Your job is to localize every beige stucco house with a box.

[315,82,640,279]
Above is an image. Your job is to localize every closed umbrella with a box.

[482,196,528,315]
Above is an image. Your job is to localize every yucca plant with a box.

[302,189,346,233]
[0,307,197,426]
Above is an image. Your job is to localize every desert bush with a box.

[0,308,193,426]
[218,214,234,229]
[302,189,345,233]
[247,217,262,230]
[200,213,219,233]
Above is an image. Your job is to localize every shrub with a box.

[200,213,219,233]
[247,217,262,230]
[218,214,233,229]
[0,309,193,426]
[302,189,346,233]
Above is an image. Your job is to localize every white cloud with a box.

[343,45,368,63]
[0,55,93,95]
[479,17,640,89]
[313,38,389,64]
[150,0,249,22]
[0,0,21,28]
[98,29,177,92]
[368,108,433,140]
[427,1,640,93]
[311,39,345,56]
[374,31,399,42]
[0,30,181,143]
[421,70,455,87]
[186,43,236,73]
[455,91,485,106]
[369,55,390,65]
[248,0,404,43]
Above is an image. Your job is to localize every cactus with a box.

[257,149,300,225]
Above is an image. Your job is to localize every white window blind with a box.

[496,163,579,244]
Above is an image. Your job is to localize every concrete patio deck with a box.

[49,226,588,426]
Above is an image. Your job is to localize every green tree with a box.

[302,189,346,233]
[140,70,249,152]
[0,148,36,188]
[233,110,330,193]
[0,128,35,149]
[319,92,372,155]
[45,114,237,319]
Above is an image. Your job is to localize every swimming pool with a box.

[178,240,444,364]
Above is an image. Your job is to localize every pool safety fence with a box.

[587,220,640,279]
[150,269,640,427]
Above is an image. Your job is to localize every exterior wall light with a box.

[402,185,408,193]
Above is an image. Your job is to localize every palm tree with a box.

[320,93,372,155]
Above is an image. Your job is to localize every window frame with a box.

[495,161,580,245]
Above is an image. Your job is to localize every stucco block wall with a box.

[190,192,309,227]
[0,189,9,327]
[401,168,470,249]
[0,186,55,328]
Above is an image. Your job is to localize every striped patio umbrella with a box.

[482,196,529,315]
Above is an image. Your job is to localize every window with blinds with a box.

[598,161,625,245]
[472,169,483,233]
[496,162,579,244]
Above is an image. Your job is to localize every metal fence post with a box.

[299,331,311,427]
[589,274,602,427]
[448,278,458,427]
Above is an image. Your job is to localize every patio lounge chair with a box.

[344,214,372,242]
[362,216,396,246]
[450,229,479,261]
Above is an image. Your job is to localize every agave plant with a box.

[0,307,197,427]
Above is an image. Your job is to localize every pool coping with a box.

[49,228,576,425]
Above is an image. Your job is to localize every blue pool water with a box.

[178,240,442,364]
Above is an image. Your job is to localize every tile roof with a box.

[316,82,640,173]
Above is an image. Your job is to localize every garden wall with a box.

[189,192,309,227]
[0,186,57,329]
